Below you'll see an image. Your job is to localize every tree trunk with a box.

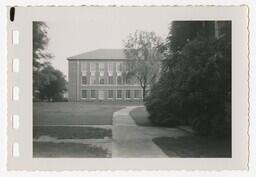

[142,86,146,101]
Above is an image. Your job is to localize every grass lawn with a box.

[33,142,109,158]
[33,102,126,125]
[129,106,154,127]
[33,126,111,139]
[153,136,231,157]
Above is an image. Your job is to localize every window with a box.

[126,90,131,99]
[108,63,114,72]
[108,76,114,84]
[108,90,114,99]
[108,63,114,76]
[82,76,87,85]
[117,76,122,85]
[123,63,128,72]
[82,90,87,99]
[134,90,141,98]
[91,90,96,99]
[90,63,96,73]
[116,62,122,73]
[100,77,104,84]
[90,76,97,84]
[81,62,87,72]
[117,90,122,99]
[99,63,105,72]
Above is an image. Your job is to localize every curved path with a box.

[112,106,184,157]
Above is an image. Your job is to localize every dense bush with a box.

[34,64,67,102]
[145,21,231,137]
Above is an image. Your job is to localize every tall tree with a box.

[123,31,163,99]
[33,22,54,98]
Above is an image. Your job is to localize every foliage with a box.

[34,65,67,101]
[33,22,53,69]
[168,21,205,52]
[33,22,67,102]
[123,30,163,99]
[145,21,231,137]
[34,64,67,102]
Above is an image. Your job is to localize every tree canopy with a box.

[123,30,163,99]
[35,64,67,102]
[33,22,53,70]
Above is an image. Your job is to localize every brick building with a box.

[67,49,143,101]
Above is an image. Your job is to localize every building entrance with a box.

[98,90,104,100]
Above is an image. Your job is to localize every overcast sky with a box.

[46,8,174,78]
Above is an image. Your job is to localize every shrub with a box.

[146,22,231,137]
[145,84,184,127]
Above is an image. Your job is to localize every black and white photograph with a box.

[32,11,232,158]
[6,5,250,171]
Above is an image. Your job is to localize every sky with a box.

[45,8,174,78]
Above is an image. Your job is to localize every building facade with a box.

[67,49,143,101]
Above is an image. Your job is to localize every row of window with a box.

[82,76,137,85]
[81,62,123,73]
[81,90,142,99]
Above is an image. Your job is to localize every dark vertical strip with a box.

[10,7,15,22]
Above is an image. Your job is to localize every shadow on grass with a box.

[33,142,110,158]
[33,126,112,139]
[153,136,231,158]
[129,107,155,127]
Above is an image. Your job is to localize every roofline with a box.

[67,48,125,60]
[67,48,164,61]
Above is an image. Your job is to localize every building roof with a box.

[67,49,126,60]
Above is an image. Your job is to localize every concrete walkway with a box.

[112,106,188,158]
